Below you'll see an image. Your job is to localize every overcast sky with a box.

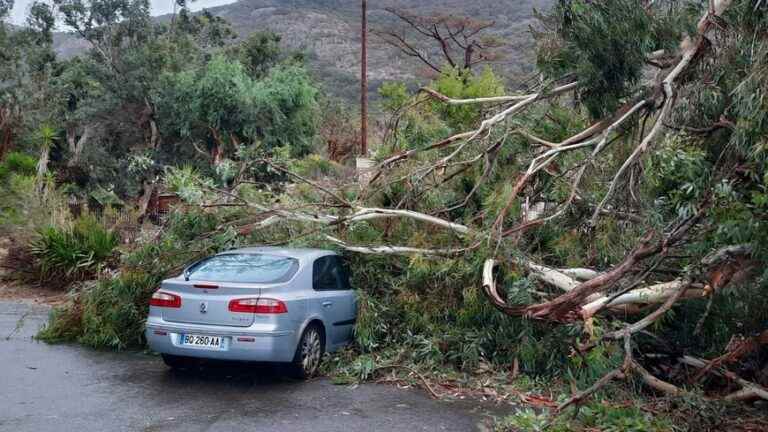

[9,0,237,25]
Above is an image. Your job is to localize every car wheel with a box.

[161,354,198,370]
[291,324,325,379]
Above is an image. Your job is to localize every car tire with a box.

[290,323,325,379]
[161,354,198,370]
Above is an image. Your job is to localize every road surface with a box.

[0,301,501,432]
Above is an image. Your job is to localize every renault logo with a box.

[199,302,208,314]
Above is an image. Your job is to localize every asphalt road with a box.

[0,301,501,432]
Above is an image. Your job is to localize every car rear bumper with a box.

[145,319,297,363]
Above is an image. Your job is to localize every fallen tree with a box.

[167,0,768,416]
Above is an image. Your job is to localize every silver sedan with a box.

[145,247,357,377]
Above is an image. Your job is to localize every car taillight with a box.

[229,298,287,314]
[150,291,181,308]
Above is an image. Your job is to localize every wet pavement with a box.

[0,301,502,432]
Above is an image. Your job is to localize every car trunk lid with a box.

[160,279,260,327]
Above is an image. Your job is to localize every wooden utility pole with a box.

[360,0,368,156]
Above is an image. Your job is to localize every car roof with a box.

[219,246,337,261]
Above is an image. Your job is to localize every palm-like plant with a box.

[34,123,58,186]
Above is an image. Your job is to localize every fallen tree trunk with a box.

[581,280,704,318]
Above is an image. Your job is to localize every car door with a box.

[311,255,354,346]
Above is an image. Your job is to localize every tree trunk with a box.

[36,145,50,188]
[67,125,92,167]
[0,107,13,159]
[149,119,159,149]
[211,128,223,166]
[0,126,11,160]
[66,127,76,154]
[137,180,156,223]
[463,44,474,71]
[142,99,159,149]
[525,232,661,319]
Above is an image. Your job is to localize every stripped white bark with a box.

[67,125,93,167]
[325,235,465,256]
[36,145,50,184]
[235,196,472,238]
[482,259,509,307]
[558,268,602,281]
[647,49,667,60]
[420,87,531,105]
[504,99,649,227]
[465,82,578,142]
[581,280,702,317]
[525,262,581,292]
[348,208,471,235]
[591,2,733,224]
[412,82,580,180]
[252,215,281,230]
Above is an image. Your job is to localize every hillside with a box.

[53,0,553,102]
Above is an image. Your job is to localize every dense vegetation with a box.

[2,0,768,430]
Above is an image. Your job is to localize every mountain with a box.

[53,0,554,102]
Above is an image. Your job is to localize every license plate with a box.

[181,334,222,349]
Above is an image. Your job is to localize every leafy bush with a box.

[38,272,160,349]
[430,67,506,131]
[30,215,119,286]
[1,152,37,177]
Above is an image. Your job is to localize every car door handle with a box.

[322,301,333,308]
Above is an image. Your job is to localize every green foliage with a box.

[289,154,345,179]
[538,0,654,118]
[353,291,391,353]
[249,64,319,155]
[654,273,768,358]
[38,271,159,349]
[431,67,505,130]
[647,137,712,218]
[38,208,243,348]
[229,31,282,79]
[157,55,319,158]
[165,165,209,204]
[30,215,119,284]
[1,152,38,176]
[496,403,673,432]
[378,81,410,113]
[328,251,577,378]
[76,272,159,349]
[378,68,505,153]
[174,9,235,48]
[730,44,768,159]
[165,210,220,243]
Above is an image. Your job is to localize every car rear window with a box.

[186,254,299,284]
